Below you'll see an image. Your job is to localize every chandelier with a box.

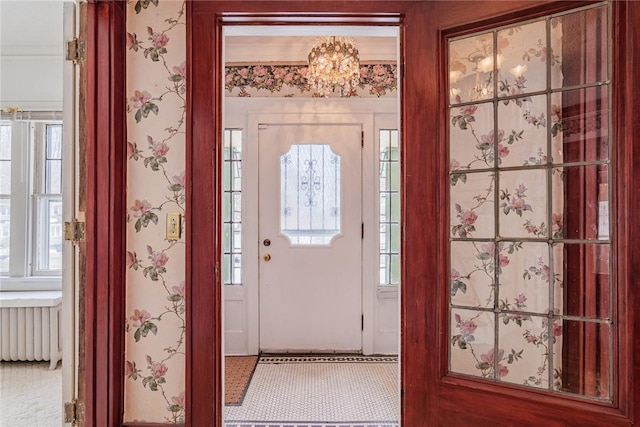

[307,36,361,97]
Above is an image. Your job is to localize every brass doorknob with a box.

[263,253,271,261]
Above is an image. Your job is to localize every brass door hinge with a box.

[64,400,85,425]
[64,219,86,244]
[66,38,85,63]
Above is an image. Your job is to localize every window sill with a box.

[0,276,62,292]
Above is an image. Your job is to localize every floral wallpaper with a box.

[224,63,397,98]
[125,0,186,423]
[448,5,611,397]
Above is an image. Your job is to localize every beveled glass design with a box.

[448,4,612,401]
[280,144,340,245]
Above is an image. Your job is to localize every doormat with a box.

[225,356,259,406]
[259,355,398,364]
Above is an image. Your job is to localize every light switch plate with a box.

[166,213,182,240]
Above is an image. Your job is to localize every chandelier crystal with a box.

[307,36,361,97]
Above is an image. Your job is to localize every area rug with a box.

[225,356,259,405]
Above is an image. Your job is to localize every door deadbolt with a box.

[263,239,271,246]
[263,253,271,261]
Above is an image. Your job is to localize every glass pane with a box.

[280,144,340,245]
[449,32,494,104]
[35,198,63,271]
[497,95,548,167]
[0,198,9,273]
[551,87,609,164]
[554,319,611,399]
[0,125,10,159]
[46,124,63,159]
[497,20,547,96]
[46,159,62,194]
[450,241,495,309]
[498,169,547,239]
[498,242,550,315]
[498,315,550,388]
[450,309,495,378]
[553,165,609,240]
[0,161,10,194]
[450,172,495,239]
[450,101,494,170]
[554,243,610,319]
[551,6,608,89]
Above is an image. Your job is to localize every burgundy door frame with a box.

[83,1,640,426]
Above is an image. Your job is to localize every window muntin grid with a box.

[448,4,612,400]
[34,123,63,273]
[223,129,242,286]
[379,129,400,286]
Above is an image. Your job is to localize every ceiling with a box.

[0,1,64,57]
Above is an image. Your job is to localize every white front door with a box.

[258,123,362,352]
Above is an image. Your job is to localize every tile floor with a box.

[224,356,399,427]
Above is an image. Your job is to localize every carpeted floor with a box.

[225,355,259,405]
[0,361,62,427]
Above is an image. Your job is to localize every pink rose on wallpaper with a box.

[516,184,527,194]
[541,263,550,282]
[481,242,495,255]
[147,135,169,157]
[151,32,169,49]
[172,170,186,187]
[125,360,136,377]
[450,159,461,171]
[298,67,308,77]
[455,314,477,337]
[152,251,168,268]
[172,392,185,408]
[130,90,152,109]
[359,67,369,77]
[172,61,186,78]
[126,32,139,50]
[126,251,137,268]
[151,361,168,377]
[225,74,234,85]
[460,209,478,225]
[130,199,151,218]
[553,322,563,337]
[498,364,509,378]
[510,197,525,210]
[461,105,477,117]
[498,254,510,267]
[450,269,461,281]
[238,68,250,79]
[515,294,527,305]
[127,140,139,159]
[147,245,169,267]
[171,281,185,297]
[130,308,151,327]
[497,34,510,51]
[283,73,294,84]
[497,144,510,159]
[551,104,562,122]
[273,67,287,80]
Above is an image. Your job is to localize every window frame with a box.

[0,119,63,289]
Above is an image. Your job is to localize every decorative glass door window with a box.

[223,129,242,285]
[280,144,340,245]
[379,129,400,285]
[448,5,611,400]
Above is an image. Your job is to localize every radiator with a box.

[0,292,62,370]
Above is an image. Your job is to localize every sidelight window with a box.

[448,4,611,399]
[223,129,242,285]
